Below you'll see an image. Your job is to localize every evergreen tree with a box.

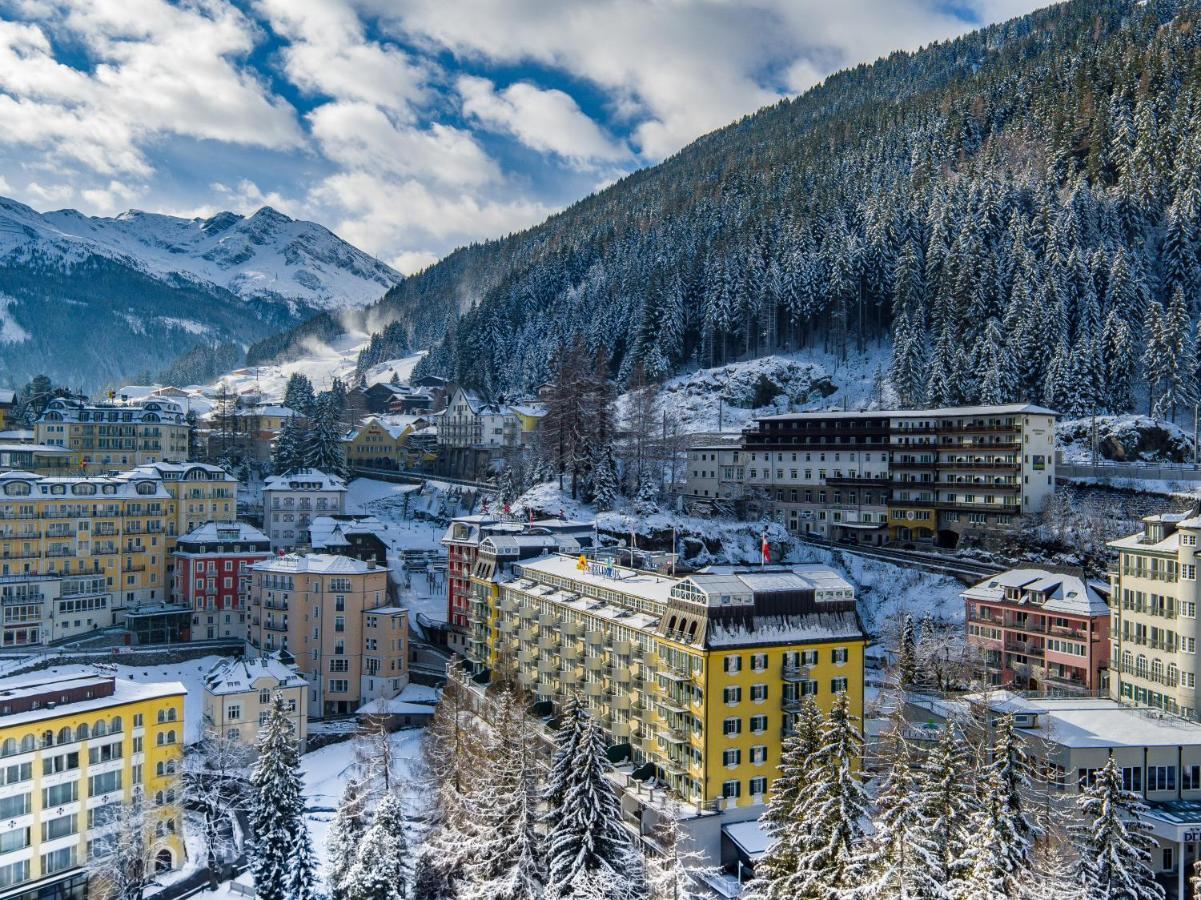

[897,614,918,690]
[249,698,314,900]
[975,317,1017,407]
[304,393,348,478]
[284,374,317,416]
[326,778,367,900]
[591,443,619,512]
[921,723,974,886]
[346,793,409,900]
[856,726,946,899]
[272,416,308,475]
[1101,311,1135,413]
[546,715,645,899]
[1072,757,1164,900]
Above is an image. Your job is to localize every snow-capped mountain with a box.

[0,197,400,310]
[0,196,402,391]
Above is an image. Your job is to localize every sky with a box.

[0,0,1052,275]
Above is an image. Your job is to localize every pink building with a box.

[963,568,1110,694]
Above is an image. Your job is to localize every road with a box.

[349,466,497,492]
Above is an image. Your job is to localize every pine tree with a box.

[975,318,1017,406]
[326,778,367,900]
[546,715,645,898]
[1071,757,1164,900]
[646,811,708,900]
[591,443,619,512]
[921,722,974,887]
[284,373,317,416]
[897,614,918,690]
[272,416,307,475]
[249,698,314,900]
[1101,311,1135,413]
[304,393,348,478]
[346,793,408,900]
[856,725,946,899]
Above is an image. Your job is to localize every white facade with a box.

[262,468,347,549]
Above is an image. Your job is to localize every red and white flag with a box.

[761,534,771,564]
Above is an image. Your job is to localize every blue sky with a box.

[0,0,1050,273]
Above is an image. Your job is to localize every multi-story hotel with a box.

[0,471,173,618]
[462,548,866,822]
[172,522,272,641]
[35,399,188,473]
[202,655,308,749]
[0,574,114,648]
[685,404,1057,547]
[1108,510,1201,719]
[442,515,595,652]
[262,469,347,550]
[246,554,408,717]
[128,463,238,552]
[0,673,186,900]
[963,568,1110,694]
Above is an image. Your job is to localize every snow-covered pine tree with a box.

[856,724,946,899]
[1142,301,1171,418]
[897,614,918,690]
[463,692,546,900]
[1101,311,1135,414]
[545,696,585,813]
[546,715,645,899]
[1071,757,1164,900]
[787,691,870,899]
[646,810,709,900]
[284,373,317,416]
[920,721,975,886]
[249,698,315,900]
[346,792,409,900]
[591,443,619,512]
[303,393,349,479]
[975,317,1017,406]
[634,468,660,514]
[326,777,368,900]
[272,416,307,475]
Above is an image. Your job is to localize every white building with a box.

[261,469,347,549]
[202,655,308,749]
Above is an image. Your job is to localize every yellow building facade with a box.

[36,399,189,474]
[0,674,186,900]
[466,551,866,811]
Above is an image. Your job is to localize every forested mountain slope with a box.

[327,0,1201,419]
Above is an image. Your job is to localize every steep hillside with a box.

[264,0,1201,425]
[0,198,400,390]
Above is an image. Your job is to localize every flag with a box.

[761,534,770,564]
[528,507,534,523]
[577,554,587,572]
[503,502,511,515]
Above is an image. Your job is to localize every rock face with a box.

[1057,415,1196,463]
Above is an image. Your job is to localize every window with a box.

[1122,767,1143,792]
[133,737,143,753]
[750,777,768,796]
[750,746,767,765]
[41,848,75,875]
[0,828,28,854]
[0,860,30,889]
[41,815,77,842]
[831,677,848,694]
[329,659,350,673]
[750,653,767,671]
[723,749,741,767]
[749,715,768,734]
[723,687,741,704]
[722,780,741,800]
[750,684,768,702]
[329,679,349,694]
[1149,766,1176,792]
[0,762,31,786]
[133,713,143,727]
[335,616,345,633]
[0,794,30,818]
[800,650,818,666]
[1184,765,1201,791]
[801,680,819,697]
[1186,565,1197,580]
[832,647,849,665]
[260,689,271,704]
[42,782,77,807]
[724,656,741,674]
[722,718,741,737]
[88,742,122,764]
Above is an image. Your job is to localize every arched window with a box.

[155,791,164,807]
[165,760,176,775]
[1151,659,1164,682]
[1122,651,1133,671]
[20,735,35,753]
[57,726,72,744]
[156,762,164,777]
[41,730,53,748]
[110,716,123,734]
[1,738,16,757]
[168,708,177,722]
[166,730,176,745]
[93,720,107,737]
[76,723,89,740]
[1136,655,1149,678]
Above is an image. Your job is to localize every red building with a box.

[442,515,502,653]
[172,521,272,641]
[963,568,1111,694]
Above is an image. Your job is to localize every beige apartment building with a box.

[685,404,1057,547]
[246,554,407,717]
[129,462,238,553]
[35,398,189,473]
[202,655,309,749]
[1108,510,1201,719]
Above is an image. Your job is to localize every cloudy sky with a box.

[0,0,1050,274]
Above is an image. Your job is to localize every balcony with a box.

[584,681,607,698]
[782,663,811,682]
[585,656,607,672]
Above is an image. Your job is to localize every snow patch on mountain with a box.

[159,317,212,335]
[0,195,400,311]
[0,295,29,344]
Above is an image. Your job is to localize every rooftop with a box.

[252,553,383,575]
[204,655,307,695]
[263,468,347,492]
[177,521,270,545]
[962,568,1109,617]
[0,675,185,728]
[755,403,1058,422]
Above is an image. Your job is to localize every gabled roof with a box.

[263,468,347,492]
[178,521,270,545]
[204,655,307,695]
[962,568,1109,617]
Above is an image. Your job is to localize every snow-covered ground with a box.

[1058,414,1196,464]
[33,655,229,744]
[620,344,893,436]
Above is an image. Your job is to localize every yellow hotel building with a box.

[0,674,186,900]
[465,548,866,814]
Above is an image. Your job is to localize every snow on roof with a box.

[518,553,678,605]
[706,610,864,648]
[962,568,1109,617]
[0,430,34,440]
[179,521,270,544]
[349,415,411,440]
[1109,530,1180,553]
[0,675,185,728]
[0,389,15,405]
[235,404,297,418]
[308,515,388,547]
[510,403,547,418]
[357,697,435,717]
[723,820,773,860]
[252,553,383,575]
[757,403,1058,421]
[0,470,172,499]
[263,468,347,492]
[0,442,73,453]
[204,656,307,695]
[129,461,232,479]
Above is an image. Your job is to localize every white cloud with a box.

[210,179,299,217]
[81,179,142,215]
[390,249,439,276]
[458,75,627,167]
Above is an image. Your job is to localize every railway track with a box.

[794,535,1000,582]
